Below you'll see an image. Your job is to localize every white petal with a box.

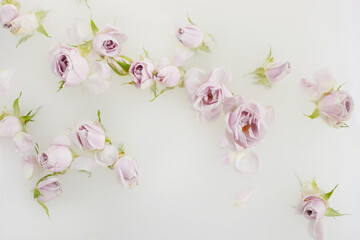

[235,188,255,207]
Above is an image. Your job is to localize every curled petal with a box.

[235,188,255,207]
[308,221,325,240]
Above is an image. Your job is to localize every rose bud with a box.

[221,95,274,151]
[154,58,181,87]
[129,60,155,89]
[265,62,291,84]
[300,69,336,101]
[318,90,354,128]
[184,67,232,121]
[36,177,62,202]
[176,24,203,48]
[298,196,327,221]
[0,68,14,95]
[83,61,112,94]
[92,24,128,57]
[10,13,39,35]
[70,121,105,151]
[0,116,23,138]
[38,145,73,173]
[48,42,89,86]
[95,143,119,167]
[13,131,35,154]
[114,157,139,187]
[0,4,18,28]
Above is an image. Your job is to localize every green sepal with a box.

[340,123,349,128]
[12,91,22,116]
[97,110,102,123]
[187,12,196,25]
[36,171,67,188]
[105,136,112,144]
[311,177,320,191]
[33,188,42,199]
[57,81,65,92]
[322,184,338,201]
[35,10,49,23]
[16,34,33,47]
[325,207,347,217]
[90,19,99,36]
[21,107,39,125]
[37,24,50,38]
[36,200,50,219]
[198,42,210,53]
[337,83,345,91]
[305,108,320,119]
[143,47,150,59]
[2,0,20,7]
[149,86,175,102]
[115,59,131,73]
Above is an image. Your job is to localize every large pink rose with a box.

[184,67,232,122]
[49,42,89,86]
[221,95,274,150]
[92,24,128,57]
[318,90,354,128]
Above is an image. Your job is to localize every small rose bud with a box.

[0,116,23,138]
[70,121,105,151]
[114,157,140,187]
[0,4,18,28]
[36,177,62,202]
[176,24,203,48]
[299,196,327,221]
[129,60,155,89]
[154,58,181,87]
[38,145,73,173]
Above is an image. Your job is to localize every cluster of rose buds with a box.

[297,178,345,240]
[301,69,354,128]
[0,0,49,46]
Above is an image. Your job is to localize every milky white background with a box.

[0,0,359,239]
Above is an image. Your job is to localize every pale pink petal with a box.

[314,69,336,94]
[234,150,260,177]
[184,68,208,98]
[208,67,231,85]
[235,188,255,207]
[0,69,14,95]
[308,221,325,240]
[70,157,96,173]
[174,47,194,67]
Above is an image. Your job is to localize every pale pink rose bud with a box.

[129,60,155,89]
[300,69,337,101]
[221,95,274,151]
[318,90,354,128]
[10,13,39,35]
[38,145,73,173]
[70,121,105,151]
[92,24,128,57]
[265,62,291,84]
[114,157,139,187]
[36,177,62,202]
[48,42,89,86]
[13,131,35,154]
[176,24,203,48]
[0,116,23,137]
[185,67,232,122]
[154,58,181,87]
[0,4,18,28]
[0,68,14,95]
[83,61,112,94]
[299,196,327,221]
[95,143,118,167]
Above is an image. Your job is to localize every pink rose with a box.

[265,62,291,84]
[300,69,336,101]
[13,131,35,154]
[114,157,139,187]
[184,67,232,121]
[10,13,39,35]
[176,24,203,48]
[299,196,327,221]
[0,4,18,28]
[318,91,354,128]
[0,116,23,137]
[70,122,105,150]
[129,60,155,89]
[49,42,89,86]
[92,24,128,57]
[154,58,181,87]
[221,95,274,150]
[38,145,73,172]
[36,177,62,202]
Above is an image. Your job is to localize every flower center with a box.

[135,65,144,75]
[103,40,118,52]
[58,55,69,75]
[178,28,184,35]
[306,210,313,216]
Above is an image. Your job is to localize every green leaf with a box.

[90,19,99,36]
[311,177,320,191]
[305,108,320,119]
[36,200,50,219]
[97,110,102,123]
[187,12,196,25]
[325,207,346,217]
[267,47,272,59]
[37,24,50,38]
[12,92,22,116]
[16,35,33,47]
[35,10,49,23]
[198,43,211,53]
[33,188,42,199]
[57,81,65,92]
[337,83,345,91]
[143,47,150,59]
[105,136,112,144]
[322,184,338,201]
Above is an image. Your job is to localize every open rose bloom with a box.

[300,69,354,128]
[92,24,128,57]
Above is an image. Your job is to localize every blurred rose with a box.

[0,4,18,28]
[70,121,105,151]
[300,69,336,101]
[10,13,39,35]
[36,177,62,202]
[38,145,73,172]
[0,116,23,138]
[114,157,139,187]
[13,131,35,154]
[92,24,127,57]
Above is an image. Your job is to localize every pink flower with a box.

[70,121,105,151]
[221,95,274,151]
[176,24,203,48]
[300,69,336,101]
[13,131,35,154]
[36,177,62,202]
[0,116,23,138]
[92,24,127,57]
[317,90,354,128]
[114,157,139,187]
[154,58,181,87]
[184,67,232,121]
[129,60,155,89]
[265,62,291,84]
[0,4,18,28]
[0,68,14,96]
[38,145,73,172]
[298,196,327,221]
[49,42,89,86]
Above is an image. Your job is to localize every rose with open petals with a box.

[92,24,127,57]
[70,121,105,151]
[114,157,139,187]
[36,177,62,202]
[129,60,155,89]
[318,91,354,128]
[176,24,203,48]
[38,145,73,173]
[0,4,18,28]
[265,62,291,84]
[154,58,181,87]
[185,67,232,122]
[221,95,274,150]
[299,196,327,221]
[49,42,89,86]
[0,116,23,138]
